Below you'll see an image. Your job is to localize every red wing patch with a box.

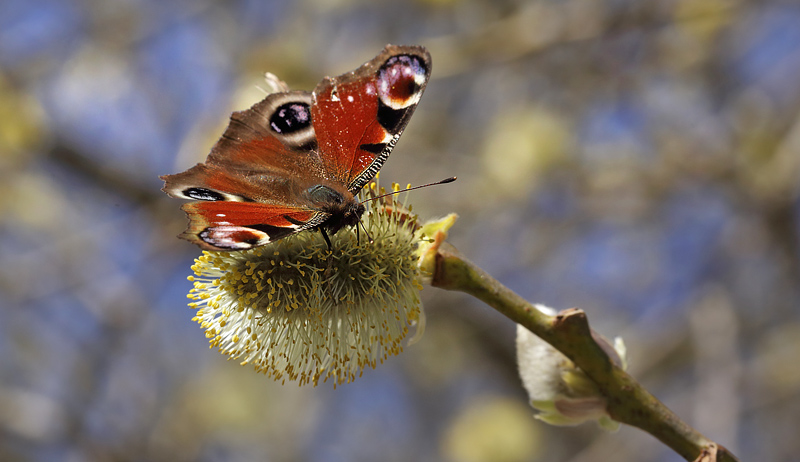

[312,77,382,184]
[311,45,431,193]
[180,201,326,251]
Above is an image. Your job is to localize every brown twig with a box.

[431,242,739,462]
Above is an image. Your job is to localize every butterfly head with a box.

[305,184,366,235]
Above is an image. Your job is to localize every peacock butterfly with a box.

[161,45,431,251]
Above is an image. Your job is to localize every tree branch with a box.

[431,242,739,462]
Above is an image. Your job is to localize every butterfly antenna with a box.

[366,177,456,202]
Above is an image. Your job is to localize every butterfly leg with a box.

[320,227,333,250]
[358,221,374,244]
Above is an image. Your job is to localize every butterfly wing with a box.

[179,200,328,251]
[311,44,431,193]
[162,90,332,250]
[162,45,431,250]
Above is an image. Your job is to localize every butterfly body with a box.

[162,45,431,251]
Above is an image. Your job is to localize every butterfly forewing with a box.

[206,91,322,171]
[311,45,431,193]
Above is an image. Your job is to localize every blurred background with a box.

[2,0,799,461]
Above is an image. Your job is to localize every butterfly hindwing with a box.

[180,201,328,251]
